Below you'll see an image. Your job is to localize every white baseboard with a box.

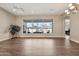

[0,33,11,42]
[0,38,10,41]
[70,39,79,43]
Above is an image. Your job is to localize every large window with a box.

[23,20,53,34]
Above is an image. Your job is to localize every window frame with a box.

[23,19,53,34]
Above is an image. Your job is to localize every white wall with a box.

[0,8,65,39]
[70,11,79,43]
[0,8,16,41]
[16,15,64,38]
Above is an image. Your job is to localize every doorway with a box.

[65,19,70,39]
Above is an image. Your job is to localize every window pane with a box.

[26,22,32,28]
[23,20,53,34]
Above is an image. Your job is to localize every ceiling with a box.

[0,3,69,16]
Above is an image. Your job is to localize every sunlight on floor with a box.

[65,35,70,40]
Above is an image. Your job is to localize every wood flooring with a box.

[0,38,79,56]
